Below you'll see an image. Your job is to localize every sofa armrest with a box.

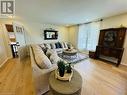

[40,64,57,75]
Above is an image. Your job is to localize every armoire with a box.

[95,27,126,66]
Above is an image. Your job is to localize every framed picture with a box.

[44,30,58,40]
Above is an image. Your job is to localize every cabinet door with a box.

[116,29,126,48]
[98,30,105,46]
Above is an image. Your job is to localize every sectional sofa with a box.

[30,42,74,95]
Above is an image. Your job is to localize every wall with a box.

[68,25,79,48]
[0,19,13,60]
[0,19,14,66]
[0,18,69,66]
[21,21,69,44]
[0,24,9,66]
[68,13,127,65]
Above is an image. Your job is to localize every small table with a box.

[63,49,77,59]
[49,69,82,95]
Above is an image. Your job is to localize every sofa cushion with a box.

[32,45,52,69]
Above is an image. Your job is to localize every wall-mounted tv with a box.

[44,30,58,40]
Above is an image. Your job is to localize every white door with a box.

[13,22,26,47]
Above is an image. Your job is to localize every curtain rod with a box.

[77,19,103,26]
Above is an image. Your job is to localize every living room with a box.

[0,0,127,95]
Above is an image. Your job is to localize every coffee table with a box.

[62,49,77,59]
[49,69,82,95]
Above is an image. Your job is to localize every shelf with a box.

[99,55,118,63]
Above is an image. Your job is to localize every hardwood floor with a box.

[74,59,127,95]
[0,58,127,95]
[0,58,36,95]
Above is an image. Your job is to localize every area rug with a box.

[58,53,89,64]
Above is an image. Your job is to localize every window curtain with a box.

[78,22,100,51]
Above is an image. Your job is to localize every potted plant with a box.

[66,63,72,73]
[57,60,65,77]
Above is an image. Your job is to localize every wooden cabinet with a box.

[96,27,126,66]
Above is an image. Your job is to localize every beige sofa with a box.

[30,46,57,95]
[29,42,74,95]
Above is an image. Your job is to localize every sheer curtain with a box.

[78,22,100,51]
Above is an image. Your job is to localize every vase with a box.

[59,68,65,77]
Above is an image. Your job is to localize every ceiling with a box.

[15,0,127,25]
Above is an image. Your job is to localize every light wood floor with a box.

[0,58,127,95]
[0,58,36,95]
[74,59,127,95]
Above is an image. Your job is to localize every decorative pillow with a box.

[55,42,59,48]
[61,42,65,48]
[67,43,74,49]
[32,44,44,54]
[44,43,51,49]
[58,42,62,48]
[39,44,47,54]
[46,49,57,58]
[50,54,62,64]
[63,42,68,49]
[32,45,52,69]
[50,43,56,49]
[59,42,63,48]
[40,44,45,48]
[35,53,52,69]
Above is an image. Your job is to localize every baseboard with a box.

[0,57,11,68]
[121,62,127,66]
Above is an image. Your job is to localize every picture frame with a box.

[44,30,58,40]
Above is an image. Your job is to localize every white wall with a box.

[68,25,79,48]
[21,21,69,44]
[0,18,69,66]
[0,24,6,65]
[0,19,13,60]
[68,13,127,65]
[0,24,9,66]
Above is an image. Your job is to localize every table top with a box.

[63,49,77,54]
[49,69,82,94]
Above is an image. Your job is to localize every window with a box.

[78,22,100,51]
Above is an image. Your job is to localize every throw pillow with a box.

[63,42,68,49]
[39,44,47,54]
[55,42,59,48]
[44,43,51,49]
[58,42,62,48]
[46,49,57,58]
[35,53,52,69]
[50,53,65,64]
[50,43,56,49]
[32,45,52,69]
